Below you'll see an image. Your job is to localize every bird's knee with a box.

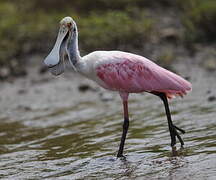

[123,118,129,130]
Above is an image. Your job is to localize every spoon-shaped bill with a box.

[44,27,68,68]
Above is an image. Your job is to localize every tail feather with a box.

[155,67,192,99]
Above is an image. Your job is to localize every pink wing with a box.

[96,52,192,99]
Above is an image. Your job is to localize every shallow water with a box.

[0,64,216,179]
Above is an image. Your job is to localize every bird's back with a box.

[81,51,192,98]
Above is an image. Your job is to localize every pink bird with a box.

[44,17,192,157]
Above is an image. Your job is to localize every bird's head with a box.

[44,16,77,75]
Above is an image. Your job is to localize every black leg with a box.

[117,117,129,157]
[117,100,129,157]
[152,92,185,147]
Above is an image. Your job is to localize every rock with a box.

[17,89,27,95]
[160,28,180,42]
[206,90,211,94]
[0,67,10,79]
[184,76,190,80]
[208,96,216,102]
[39,65,48,74]
[204,58,216,71]
[78,84,92,92]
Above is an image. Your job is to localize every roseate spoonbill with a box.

[44,17,192,157]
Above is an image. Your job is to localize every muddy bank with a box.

[1,0,216,80]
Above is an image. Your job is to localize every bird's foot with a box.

[117,156,126,161]
[171,146,183,156]
[170,125,185,147]
[117,153,126,160]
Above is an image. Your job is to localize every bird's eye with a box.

[73,27,76,32]
[66,22,72,29]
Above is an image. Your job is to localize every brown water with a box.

[0,63,215,179]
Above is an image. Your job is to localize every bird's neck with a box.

[68,30,81,67]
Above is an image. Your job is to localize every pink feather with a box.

[95,52,191,99]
